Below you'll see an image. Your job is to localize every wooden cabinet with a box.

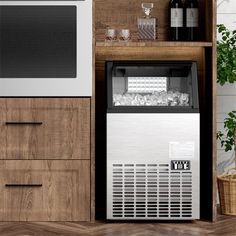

[0,1,95,223]
[0,98,94,222]
[0,160,90,221]
[0,99,90,160]
[95,0,216,221]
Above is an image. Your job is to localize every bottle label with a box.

[171,8,183,27]
[187,8,198,27]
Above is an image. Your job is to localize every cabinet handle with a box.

[5,184,42,187]
[5,122,43,125]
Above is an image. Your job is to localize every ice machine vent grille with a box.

[112,163,193,219]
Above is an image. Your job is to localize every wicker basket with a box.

[218,174,236,215]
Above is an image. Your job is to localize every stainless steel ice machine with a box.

[106,61,200,220]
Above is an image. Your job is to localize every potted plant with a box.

[217,111,236,215]
[217,24,236,215]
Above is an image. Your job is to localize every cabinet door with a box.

[0,160,90,221]
[0,99,90,159]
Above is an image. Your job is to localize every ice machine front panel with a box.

[106,113,200,220]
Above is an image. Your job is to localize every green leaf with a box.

[227,130,234,137]
[222,36,227,41]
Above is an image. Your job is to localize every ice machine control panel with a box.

[171,160,191,170]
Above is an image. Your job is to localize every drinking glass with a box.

[119,29,131,41]
[105,28,117,41]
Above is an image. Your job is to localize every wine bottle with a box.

[170,0,184,41]
[184,0,199,41]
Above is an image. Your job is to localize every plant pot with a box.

[218,174,236,215]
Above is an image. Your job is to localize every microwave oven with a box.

[0,0,92,96]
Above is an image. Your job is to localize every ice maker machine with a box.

[106,61,200,220]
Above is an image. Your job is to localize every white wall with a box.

[217,0,236,175]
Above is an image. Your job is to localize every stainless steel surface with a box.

[107,113,200,220]
[0,1,92,96]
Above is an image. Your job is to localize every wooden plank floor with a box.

[0,215,236,236]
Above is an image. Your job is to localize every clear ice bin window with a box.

[107,61,199,110]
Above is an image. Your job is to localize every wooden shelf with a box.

[96,41,213,47]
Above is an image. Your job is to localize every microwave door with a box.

[0,6,76,79]
[0,1,92,96]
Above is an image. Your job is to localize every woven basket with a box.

[218,174,236,215]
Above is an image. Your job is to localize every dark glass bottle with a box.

[184,0,199,41]
[170,0,184,41]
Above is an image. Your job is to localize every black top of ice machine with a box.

[106,61,199,113]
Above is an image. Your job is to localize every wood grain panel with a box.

[96,46,205,60]
[0,214,234,235]
[91,0,96,222]
[0,99,90,160]
[0,160,90,221]
[96,41,213,47]
[95,0,209,42]
[0,212,235,235]
[205,0,214,42]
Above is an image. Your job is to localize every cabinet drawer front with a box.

[0,160,90,221]
[0,99,90,159]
